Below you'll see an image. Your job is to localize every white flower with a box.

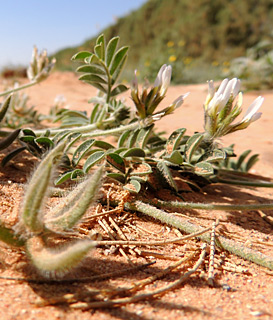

[166,92,189,114]
[227,95,264,133]
[206,78,241,114]
[241,96,263,123]
[154,64,172,96]
[203,77,263,138]
[173,93,189,108]
[152,92,189,120]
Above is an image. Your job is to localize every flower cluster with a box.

[27,47,56,83]
[131,64,187,122]
[204,78,263,139]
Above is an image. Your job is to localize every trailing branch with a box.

[151,199,273,211]
[124,200,273,271]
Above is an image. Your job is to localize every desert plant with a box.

[0,34,273,281]
[0,35,270,193]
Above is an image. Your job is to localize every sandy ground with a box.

[0,72,272,320]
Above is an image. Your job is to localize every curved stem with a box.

[32,118,139,138]
[81,121,140,138]
[0,80,38,97]
[124,200,273,270]
[33,123,99,137]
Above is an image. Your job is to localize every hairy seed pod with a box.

[20,142,65,234]
[26,236,95,277]
[46,166,104,232]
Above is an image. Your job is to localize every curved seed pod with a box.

[26,236,95,277]
[20,142,66,234]
[46,166,104,231]
[47,178,91,221]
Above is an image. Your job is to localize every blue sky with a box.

[0,0,147,69]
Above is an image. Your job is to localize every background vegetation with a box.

[53,0,273,84]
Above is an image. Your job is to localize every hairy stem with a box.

[81,121,140,138]
[33,119,139,138]
[125,200,273,271]
[32,123,98,137]
[0,80,38,97]
[151,199,273,211]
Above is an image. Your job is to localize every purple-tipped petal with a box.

[250,112,262,122]
[242,96,264,121]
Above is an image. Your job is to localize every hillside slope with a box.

[53,0,273,82]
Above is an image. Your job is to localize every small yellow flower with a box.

[169,55,177,62]
[222,67,230,74]
[222,61,230,67]
[212,61,219,66]
[167,41,174,48]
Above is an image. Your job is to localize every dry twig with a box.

[208,219,218,286]
[70,245,207,310]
